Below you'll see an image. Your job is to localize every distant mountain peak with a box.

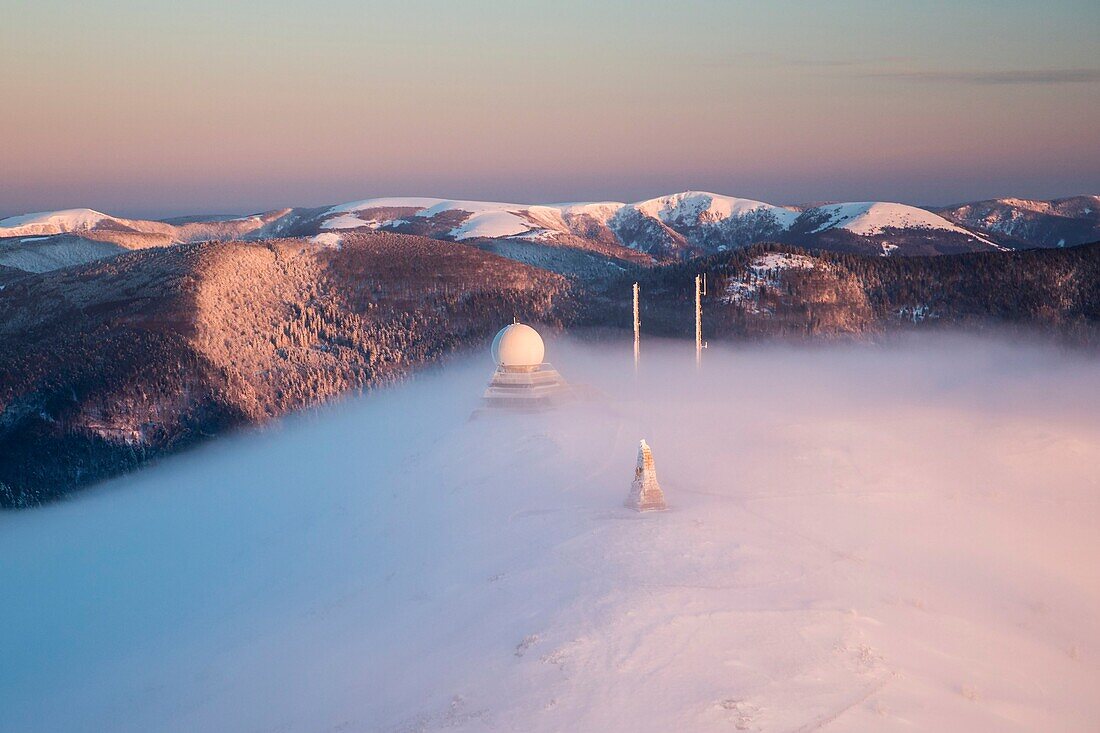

[0,208,113,234]
[936,195,1100,248]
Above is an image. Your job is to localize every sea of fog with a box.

[2,334,1099,732]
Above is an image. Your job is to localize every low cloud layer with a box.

[3,333,1098,731]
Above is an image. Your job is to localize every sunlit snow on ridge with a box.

[0,208,113,236]
[808,201,997,242]
[634,190,801,228]
[0,192,1014,254]
[313,191,993,248]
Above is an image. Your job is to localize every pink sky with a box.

[2,0,1098,217]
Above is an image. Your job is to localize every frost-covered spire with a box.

[626,439,667,512]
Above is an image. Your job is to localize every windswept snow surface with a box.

[3,336,1099,732]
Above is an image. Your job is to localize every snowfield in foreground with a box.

[2,336,1099,732]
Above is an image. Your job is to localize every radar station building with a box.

[482,322,571,410]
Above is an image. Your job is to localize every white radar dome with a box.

[491,323,545,368]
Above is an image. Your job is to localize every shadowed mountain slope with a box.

[935,196,1100,249]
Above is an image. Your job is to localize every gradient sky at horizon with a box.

[2,0,1099,218]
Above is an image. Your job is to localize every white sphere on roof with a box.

[491,323,545,368]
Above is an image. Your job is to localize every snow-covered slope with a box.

[3,337,1098,732]
[787,201,1003,256]
[0,208,296,272]
[0,207,180,271]
[634,191,800,229]
[610,192,800,255]
[0,208,118,236]
[417,199,534,240]
[315,191,801,253]
[805,202,985,237]
[320,197,538,241]
[322,197,534,240]
[936,196,1100,248]
[0,208,296,242]
[0,235,127,273]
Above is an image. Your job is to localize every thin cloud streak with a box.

[700,52,911,69]
[864,68,1100,85]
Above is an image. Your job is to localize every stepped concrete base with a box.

[481,363,572,411]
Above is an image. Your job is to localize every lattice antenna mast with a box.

[633,282,640,370]
[695,274,707,365]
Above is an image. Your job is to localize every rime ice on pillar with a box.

[626,439,667,512]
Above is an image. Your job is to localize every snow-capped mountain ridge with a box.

[0,208,121,237]
[805,201,998,243]
[633,191,801,228]
[4,192,1094,273]
[978,195,1098,216]
[935,195,1100,248]
[314,191,996,256]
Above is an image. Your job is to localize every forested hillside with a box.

[579,242,1100,342]
[0,233,567,506]
[2,236,1098,506]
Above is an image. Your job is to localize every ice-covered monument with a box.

[626,439,667,511]
[481,322,571,410]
